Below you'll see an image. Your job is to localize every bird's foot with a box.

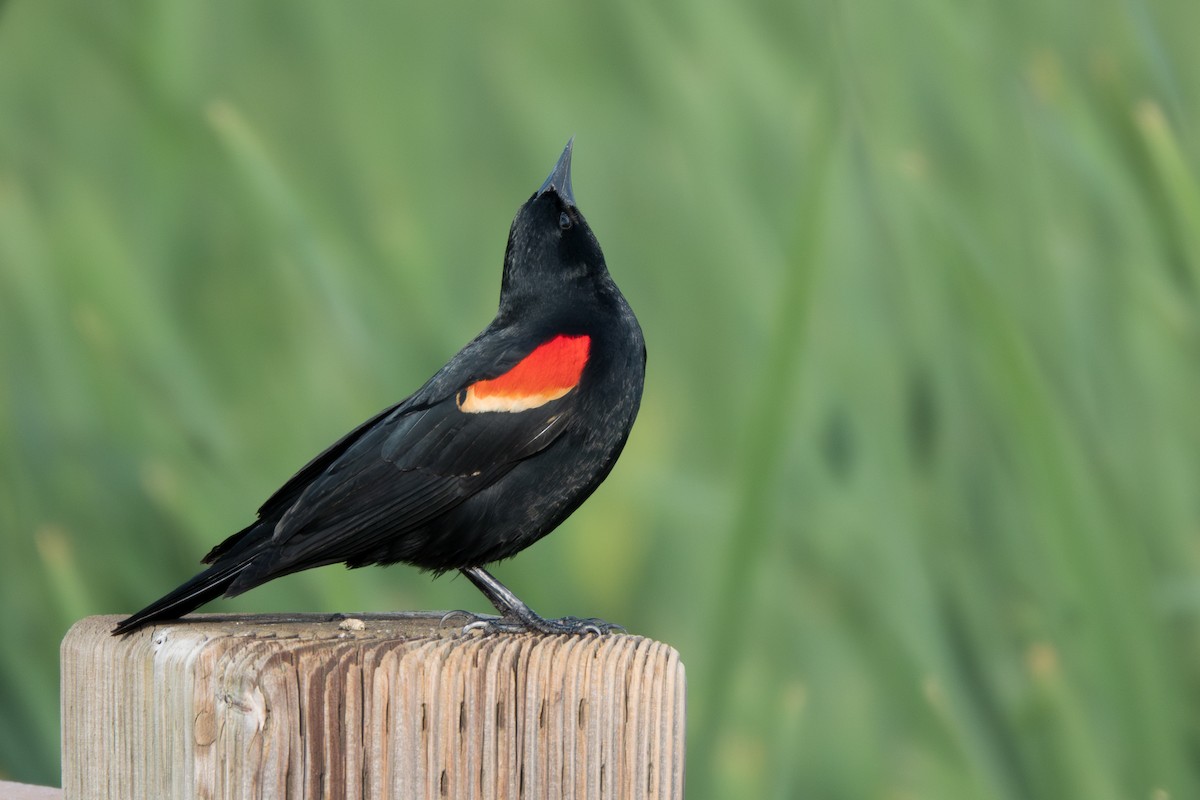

[454,567,625,636]
[443,610,624,636]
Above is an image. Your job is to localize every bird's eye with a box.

[559,212,572,230]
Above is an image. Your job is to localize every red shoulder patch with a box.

[458,335,591,413]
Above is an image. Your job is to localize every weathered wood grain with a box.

[61,614,685,799]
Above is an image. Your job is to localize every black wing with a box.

[224,388,576,592]
[204,324,545,566]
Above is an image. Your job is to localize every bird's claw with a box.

[437,611,516,635]
[439,609,478,628]
[461,619,492,634]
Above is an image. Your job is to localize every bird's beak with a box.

[536,137,576,207]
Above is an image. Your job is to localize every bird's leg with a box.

[456,566,624,635]
[461,566,541,627]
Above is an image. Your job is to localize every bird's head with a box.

[499,139,610,304]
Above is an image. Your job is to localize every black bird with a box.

[113,140,645,636]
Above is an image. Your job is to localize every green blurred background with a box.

[2,1,1200,796]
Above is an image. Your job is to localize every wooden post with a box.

[61,614,685,799]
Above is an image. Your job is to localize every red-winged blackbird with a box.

[113,140,645,636]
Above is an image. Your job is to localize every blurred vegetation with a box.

[2,0,1200,796]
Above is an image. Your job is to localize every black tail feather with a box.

[111,561,247,635]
